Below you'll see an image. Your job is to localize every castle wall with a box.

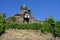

[15,16,23,23]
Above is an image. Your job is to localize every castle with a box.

[14,5,40,23]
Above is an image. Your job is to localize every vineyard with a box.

[0,13,60,37]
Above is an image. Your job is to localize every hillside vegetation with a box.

[0,13,60,40]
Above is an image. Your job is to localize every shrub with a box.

[5,23,41,30]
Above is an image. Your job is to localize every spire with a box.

[21,4,27,10]
[22,4,27,8]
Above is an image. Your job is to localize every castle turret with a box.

[21,5,27,10]
[21,5,28,14]
[14,5,40,23]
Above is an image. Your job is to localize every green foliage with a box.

[5,23,41,30]
[10,16,16,22]
[0,25,3,32]
[48,16,55,24]
[41,23,50,33]
[0,13,6,23]
[54,21,60,37]
[0,13,6,35]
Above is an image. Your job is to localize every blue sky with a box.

[0,0,60,21]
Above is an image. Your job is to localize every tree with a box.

[55,21,60,37]
[0,13,6,35]
[10,16,16,22]
[48,16,55,24]
[0,13,6,23]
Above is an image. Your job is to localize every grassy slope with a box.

[0,29,60,40]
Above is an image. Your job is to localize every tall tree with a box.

[0,13,6,35]
[47,16,55,24]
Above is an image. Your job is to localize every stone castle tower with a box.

[14,5,40,23]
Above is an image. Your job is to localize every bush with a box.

[40,23,51,33]
[54,21,60,37]
[0,24,5,35]
[0,13,6,35]
[5,23,41,30]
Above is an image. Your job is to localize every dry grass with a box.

[0,29,60,40]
